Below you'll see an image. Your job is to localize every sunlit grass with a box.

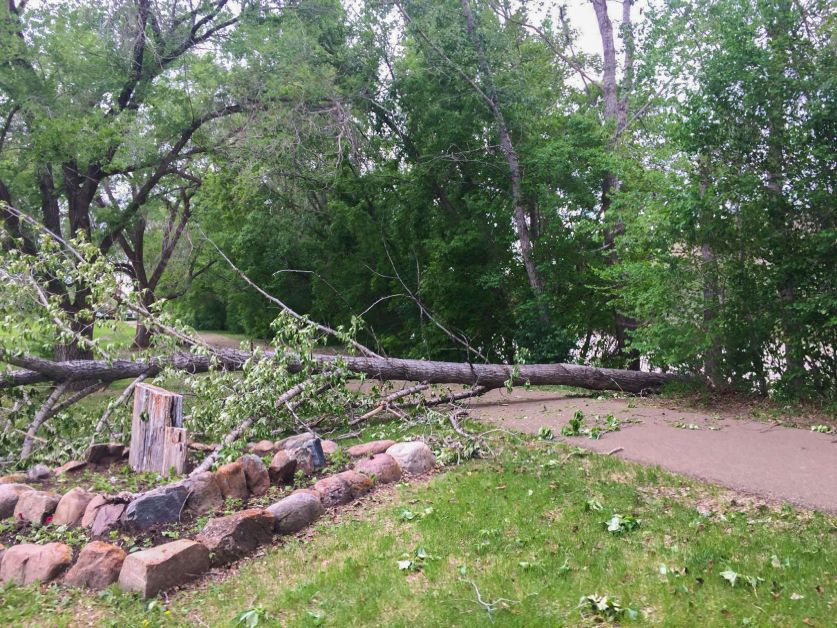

[1,436,834,627]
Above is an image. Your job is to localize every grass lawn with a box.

[1,436,835,627]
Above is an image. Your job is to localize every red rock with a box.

[353,454,402,484]
[313,475,352,507]
[248,440,275,456]
[0,483,34,518]
[13,490,60,525]
[118,539,209,598]
[336,470,373,498]
[268,450,297,485]
[64,541,126,590]
[321,440,340,455]
[0,542,72,585]
[90,503,126,537]
[52,487,96,527]
[0,473,27,484]
[386,441,436,474]
[183,472,223,516]
[292,488,320,499]
[81,495,107,528]
[346,440,396,458]
[54,460,87,475]
[195,508,274,566]
[238,454,270,497]
[214,461,249,500]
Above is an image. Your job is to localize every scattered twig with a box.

[350,381,430,425]
[460,578,519,621]
[607,447,624,456]
[190,380,308,475]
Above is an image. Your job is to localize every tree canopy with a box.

[1,0,834,402]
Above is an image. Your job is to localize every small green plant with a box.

[537,426,554,441]
[15,522,89,548]
[223,497,243,514]
[720,568,764,591]
[603,513,640,534]
[398,547,437,572]
[561,410,585,436]
[578,593,635,620]
[810,424,833,433]
[236,606,273,627]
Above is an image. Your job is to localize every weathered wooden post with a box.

[129,383,186,475]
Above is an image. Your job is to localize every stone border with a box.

[0,439,436,598]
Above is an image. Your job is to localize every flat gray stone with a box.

[123,483,189,529]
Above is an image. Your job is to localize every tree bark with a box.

[592,0,640,369]
[2,349,687,394]
[458,0,544,298]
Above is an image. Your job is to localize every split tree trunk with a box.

[129,383,186,475]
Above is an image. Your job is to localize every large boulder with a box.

[0,542,72,585]
[386,442,436,475]
[52,487,96,527]
[214,461,249,500]
[54,460,87,476]
[0,473,27,484]
[321,440,340,456]
[353,454,402,484]
[268,450,297,485]
[81,495,108,528]
[346,440,396,458]
[336,470,373,499]
[13,490,60,525]
[27,463,53,481]
[64,541,126,590]
[238,455,270,497]
[82,494,131,535]
[247,440,275,457]
[0,483,34,519]
[91,503,127,537]
[289,440,325,476]
[118,539,210,598]
[85,443,127,467]
[313,475,352,508]
[275,433,316,451]
[182,472,223,516]
[267,492,324,534]
[195,508,274,566]
[123,483,190,529]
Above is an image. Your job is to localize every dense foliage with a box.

[1,0,834,401]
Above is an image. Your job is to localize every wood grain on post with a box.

[129,383,184,474]
[161,427,188,476]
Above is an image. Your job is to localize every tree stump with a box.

[129,383,185,475]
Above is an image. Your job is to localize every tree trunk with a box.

[592,0,640,369]
[459,0,545,299]
[3,350,688,394]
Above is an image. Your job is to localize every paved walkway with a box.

[470,389,837,514]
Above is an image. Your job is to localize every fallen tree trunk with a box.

[1,349,685,394]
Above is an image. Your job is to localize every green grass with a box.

[1,437,835,627]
